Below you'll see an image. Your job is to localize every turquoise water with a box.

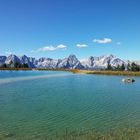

[0,71,140,139]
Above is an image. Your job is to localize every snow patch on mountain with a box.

[80,54,125,69]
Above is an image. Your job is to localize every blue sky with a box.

[0,0,140,60]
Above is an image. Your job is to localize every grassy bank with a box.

[72,69,140,76]
[0,68,33,70]
[0,126,140,140]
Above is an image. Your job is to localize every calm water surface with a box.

[0,70,140,139]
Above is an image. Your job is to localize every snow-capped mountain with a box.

[57,55,84,69]
[0,54,133,69]
[81,54,125,69]
[36,57,59,68]
[5,55,21,65]
[19,55,35,68]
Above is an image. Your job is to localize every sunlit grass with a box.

[72,70,140,76]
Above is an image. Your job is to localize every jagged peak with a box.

[68,54,77,59]
[103,54,116,58]
[69,54,76,57]
[8,54,17,57]
[89,56,94,59]
[68,54,78,61]
[21,54,28,58]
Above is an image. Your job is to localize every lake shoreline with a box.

[0,68,140,76]
[0,124,140,140]
[0,68,71,71]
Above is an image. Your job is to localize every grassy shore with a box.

[0,68,33,70]
[71,69,140,76]
[0,126,140,140]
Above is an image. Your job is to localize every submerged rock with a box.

[122,78,135,83]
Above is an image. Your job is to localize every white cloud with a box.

[38,46,57,51]
[57,44,67,49]
[76,44,88,48]
[31,44,67,53]
[93,38,112,44]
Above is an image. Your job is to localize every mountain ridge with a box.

[0,54,135,69]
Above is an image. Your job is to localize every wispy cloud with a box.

[93,38,112,44]
[38,46,56,51]
[31,44,67,53]
[76,44,88,48]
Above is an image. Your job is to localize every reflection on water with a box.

[0,73,72,84]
